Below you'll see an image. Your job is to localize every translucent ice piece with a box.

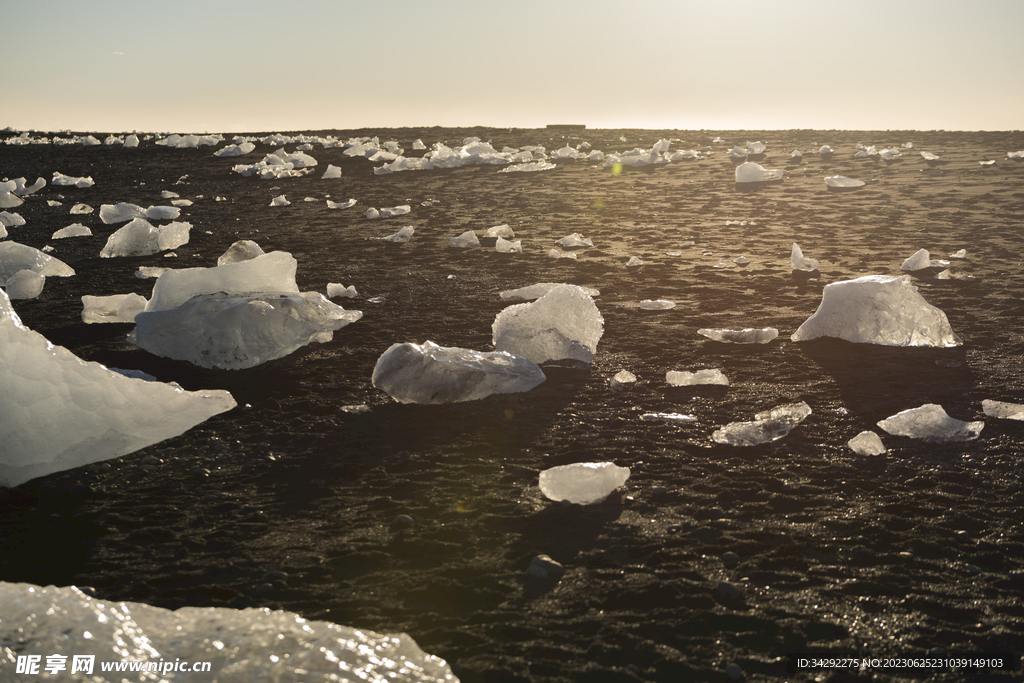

[372,341,545,404]
[493,284,603,364]
[500,283,599,301]
[824,176,865,188]
[735,161,783,183]
[981,399,1024,420]
[450,230,480,248]
[385,226,415,243]
[698,327,778,344]
[639,299,675,310]
[877,404,983,442]
[609,370,636,388]
[81,293,148,323]
[791,242,819,271]
[712,401,812,446]
[556,233,593,248]
[539,462,630,504]
[666,369,729,386]
[51,223,92,239]
[217,239,265,266]
[848,430,886,456]
[0,241,75,280]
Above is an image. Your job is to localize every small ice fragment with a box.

[547,249,577,259]
[626,256,644,267]
[979,160,995,166]
[735,161,783,183]
[791,242,819,271]
[270,195,290,207]
[366,208,380,219]
[499,161,556,172]
[698,328,778,344]
[556,233,593,248]
[321,164,342,179]
[371,341,546,404]
[734,256,750,266]
[450,231,480,248]
[538,462,630,505]
[326,198,357,209]
[640,412,697,423]
[217,240,265,266]
[384,226,414,243]
[500,283,599,301]
[712,401,812,446]
[0,211,26,227]
[639,299,675,310]
[327,283,358,298]
[666,369,729,386]
[921,151,940,161]
[982,399,1024,420]
[70,203,94,215]
[900,248,931,271]
[949,249,967,259]
[484,224,514,239]
[609,370,636,388]
[819,145,833,155]
[495,237,522,253]
[135,266,169,279]
[380,205,411,218]
[824,176,865,188]
[161,190,179,199]
[877,404,983,442]
[81,293,148,324]
[848,431,886,456]
[666,251,683,257]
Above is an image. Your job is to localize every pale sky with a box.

[4,0,1022,133]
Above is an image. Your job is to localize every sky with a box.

[3,0,1022,133]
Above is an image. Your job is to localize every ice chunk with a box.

[100,202,180,224]
[135,266,169,279]
[609,370,636,388]
[145,251,298,312]
[791,274,960,347]
[921,151,941,161]
[949,249,967,259]
[270,194,290,207]
[51,172,94,188]
[791,150,803,158]
[81,293,148,324]
[450,230,480,248]
[819,145,833,155]
[0,189,22,208]
[877,404,983,442]
[640,412,697,423]
[735,161,783,183]
[213,141,256,156]
[639,299,675,310]
[5,270,45,300]
[0,582,455,681]
[981,399,1024,420]
[0,241,75,279]
[698,327,779,344]
[547,249,577,259]
[372,341,545,404]
[746,140,767,155]
[131,292,362,370]
[217,239,265,266]
[900,248,947,270]
[327,283,358,298]
[326,198,357,209]
[712,401,812,446]
[499,161,557,172]
[380,205,411,218]
[484,224,514,238]
[385,226,415,243]
[791,242,819,271]
[492,284,604,364]
[825,176,865,188]
[0,289,236,487]
[12,177,46,196]
[366,208,381,219]
[848,430,887,456]
[626,256,644,267]
[500,283,600,301]
[556,233,594,248]
[490,236,519,253]
[70,203,93,214]
[100,218,191,257]
[539,462,630,504]
[51,223,92,239]
[412,138,427,150]
[666,369,729,386]
[0,211,26,227]
[321,164,342,178]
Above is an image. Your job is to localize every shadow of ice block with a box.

[539,462,630,505]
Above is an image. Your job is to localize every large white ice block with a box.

[791,274,960,347]
[131,292,362,370]
[539,462,630,505]
[0,582,455,682]
[145,251,299,312]
[0,241,75,280]
[877,404,983,442]
[492,284,604,364]
[0,289,235,487]
[372,341,545,404]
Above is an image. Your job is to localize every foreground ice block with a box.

[0,582,455,682]
[539,462,630,505]
[145,251,299,312]
[492,284,604,364]
[131,292,362,370]
[0,290,235,487]
[0,241,75,280]
[712,402,812,446]
[372,341,545,404]
[791,274,960,347]
[877,403,983,442]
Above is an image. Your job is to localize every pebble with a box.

[726,663,744,680]
[391,514,414,529]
